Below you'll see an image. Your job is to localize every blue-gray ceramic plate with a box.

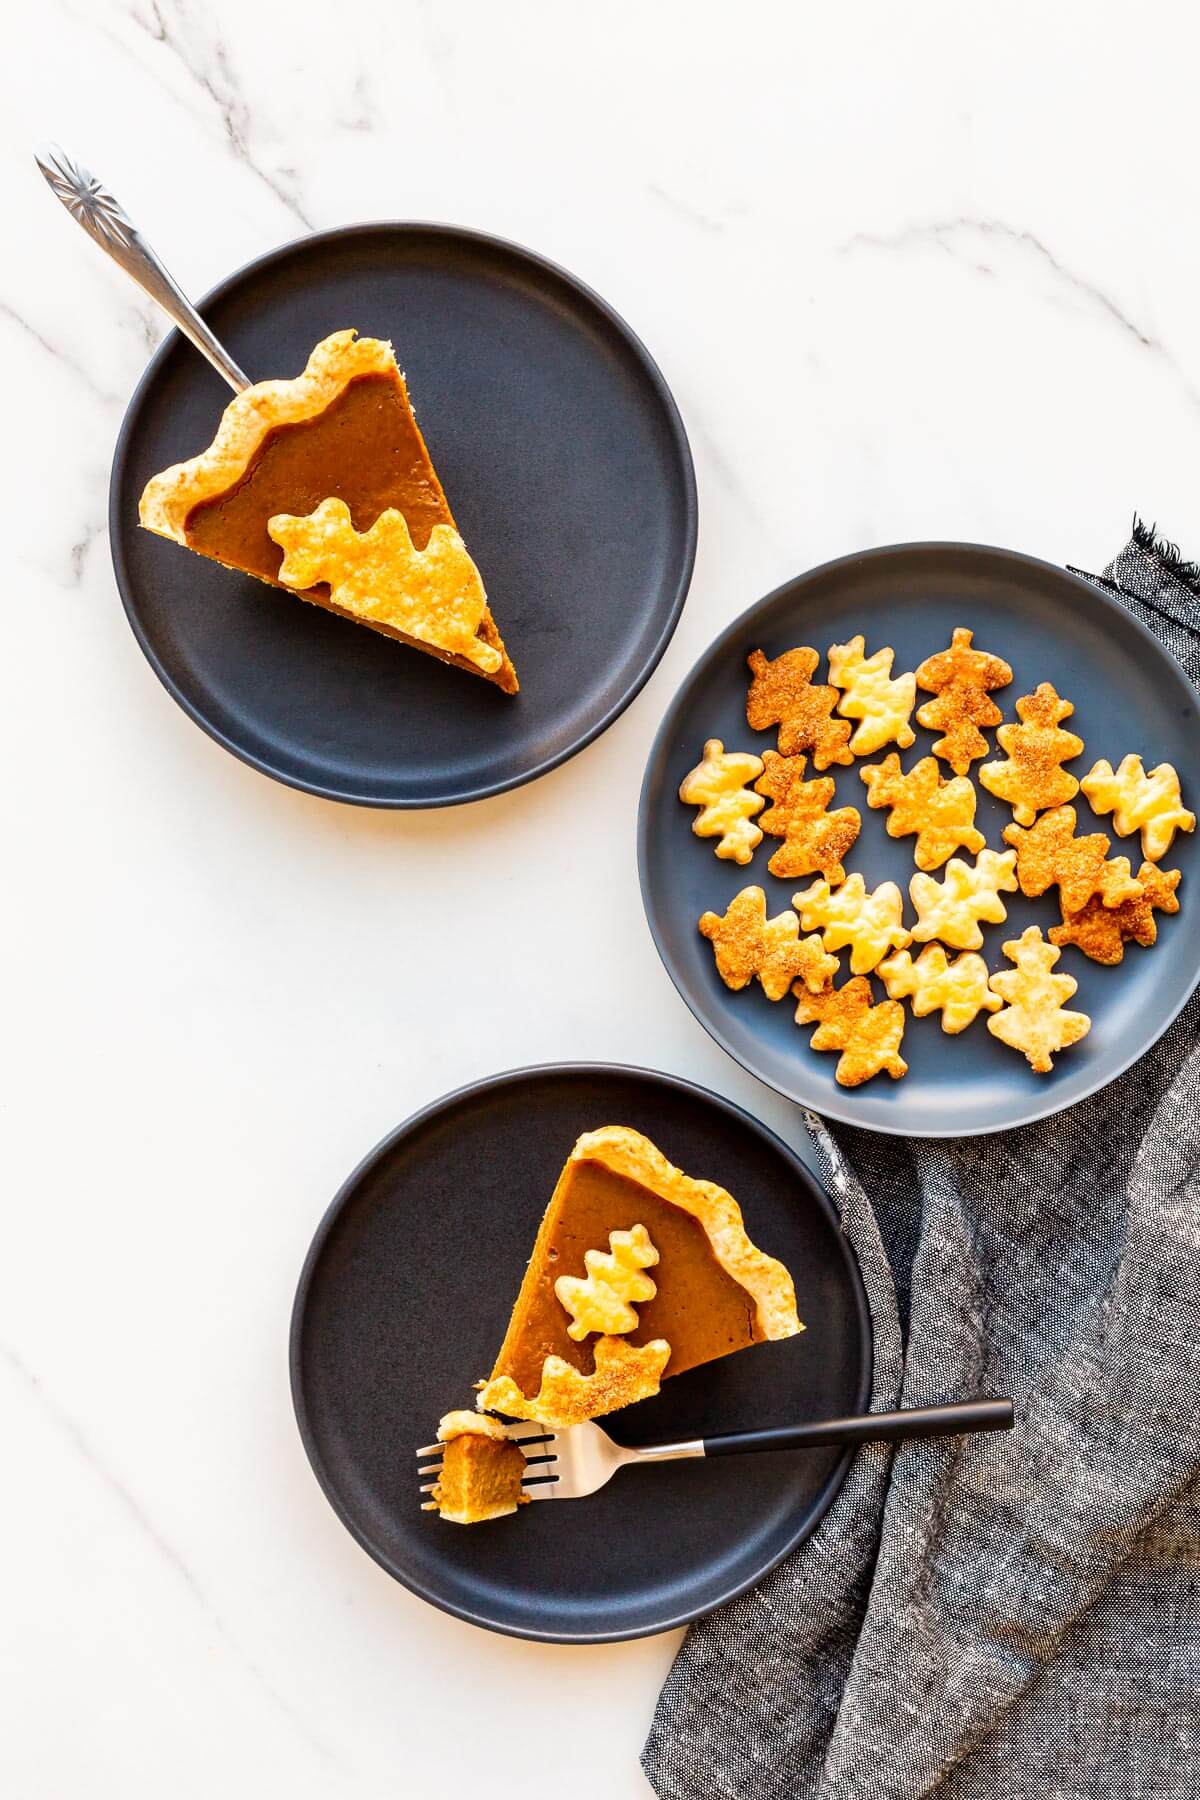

[110,224,696,808]
[639,543,1200,1137]
[290,1064,870,1642]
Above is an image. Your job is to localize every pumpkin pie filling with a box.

[491,1159,760,1400]
[139,331,517,692]
[184,372,451,579]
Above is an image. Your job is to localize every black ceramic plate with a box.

[639,544,1200,1137]
[110,225,696,807]
[291,1065,870,1643]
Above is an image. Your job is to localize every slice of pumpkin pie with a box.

[139,330,518,692]
[477,1125,803,1428]
[424,1412,528,1525]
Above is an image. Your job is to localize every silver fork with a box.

[35,143,250,394]
[417,1397,1013,1504]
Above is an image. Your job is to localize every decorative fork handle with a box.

[638,1397,1014,1463]
[35,143,250,394]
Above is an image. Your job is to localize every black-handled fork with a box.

[702,1397,1013,1457]
[417,1398,1014,1504]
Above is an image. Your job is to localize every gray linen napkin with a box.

[644,525,1200,1800]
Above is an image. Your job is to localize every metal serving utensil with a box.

[35,142,250,394]
[418,1397,1014,1506]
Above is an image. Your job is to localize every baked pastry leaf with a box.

[270,498,502,675]
[1080,755,1195,862]
[1050,862,1181,964]
[793,976,908,1086]
[555,1225,659,1341]
[986,925,1091,1072]
[755,750,862,882]
[978,683,1083,826]
[827,635,917,757]
[1003,805,1142,913]
[479,1336,672,1429]
[746,646,853,768]
[860,753,985,871]
[877,945,1002,1033]
[679,738,766,864]
[914,627,1013,774]
[793,873,911,974]
[908,850,1019,951]
[699,884,839,1000]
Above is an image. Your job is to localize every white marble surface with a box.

[4,2,1200,1793]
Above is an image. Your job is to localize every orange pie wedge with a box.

[476,1126,803,1429]
[139,330,517,692]
[423,1127,802,1520]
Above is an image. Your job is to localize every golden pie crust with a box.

[479,1335,672,1428]
[269,498,502,678]
[138,330,517,692]
[140,333,399,542]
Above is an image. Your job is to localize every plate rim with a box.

[108,219,698,810]
[637,540,1200,1139]
[289,1059,873,1643]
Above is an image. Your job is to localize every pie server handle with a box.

[34,142,251,395]
[700,1397,1014,1457]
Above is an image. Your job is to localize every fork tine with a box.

[518,1424,560,1498]
[418,1462,443,1477]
